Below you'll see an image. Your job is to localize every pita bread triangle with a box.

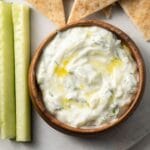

[120,0,150,41]
[68,0,118,23]
[27,0,65,27]
[102,5,113,19]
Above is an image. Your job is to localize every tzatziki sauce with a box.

[36,26,138,128]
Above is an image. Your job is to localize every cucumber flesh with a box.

[0,1,16,139]
[12,4,31,142]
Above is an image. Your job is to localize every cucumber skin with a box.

[0,1,16,139]
[12,4,31,142]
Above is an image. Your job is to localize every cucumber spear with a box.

[12,4,31,142]
[0,1,16,139]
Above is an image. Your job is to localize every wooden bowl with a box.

[29,20,145,135]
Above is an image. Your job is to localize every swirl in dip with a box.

[36,26,139,128]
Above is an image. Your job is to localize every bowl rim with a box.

[29,20,145,135]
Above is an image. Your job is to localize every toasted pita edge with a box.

[102,5,113,19]
[27,0,66,27]
[68,0,118,23]
[120,0,150,41]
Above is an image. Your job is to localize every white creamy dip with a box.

[37,26,138,128]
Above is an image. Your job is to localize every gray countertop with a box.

[1,0,150,150]
[131,134,150,150]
